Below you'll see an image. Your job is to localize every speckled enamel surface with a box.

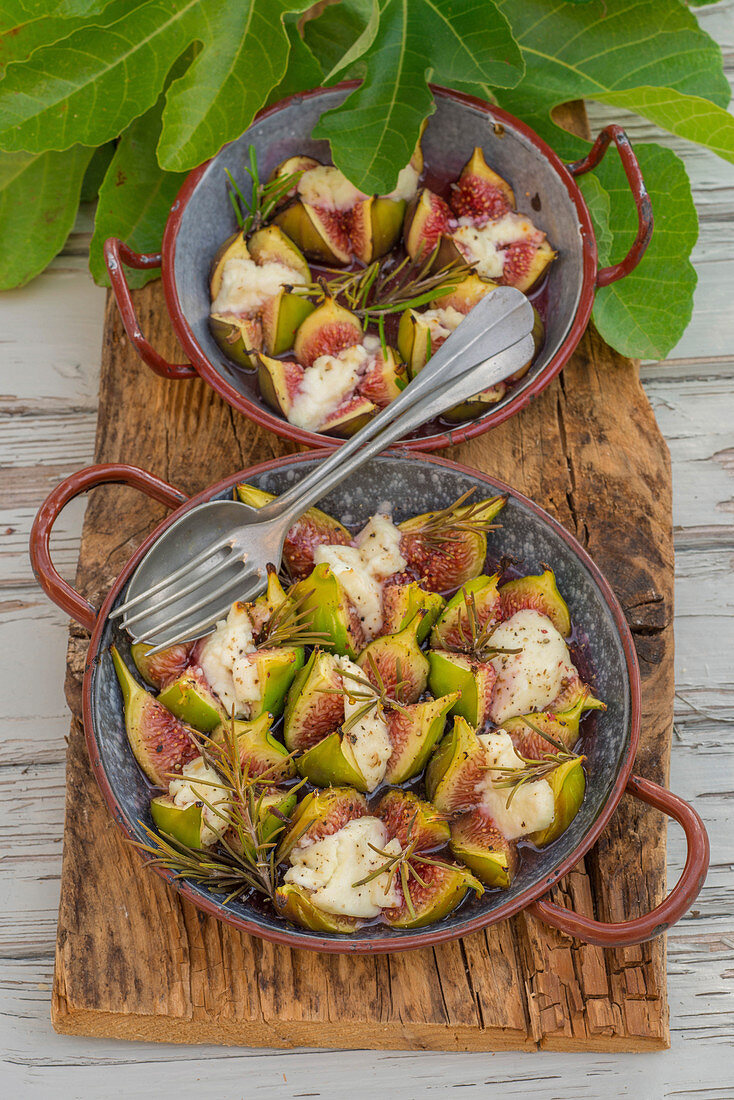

[88,456,631,947]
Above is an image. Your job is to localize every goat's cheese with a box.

[197,602,259,717]
[298,165,366,210]
[169,756,230,845]
[288,343,369,432]
[211,257,306,315]
[387,163,420,203]
[283,816,401,917]
[489,610,575,723]
[452,213,539,280]
[336,656,392,791]
[417,305,466,342]
[475,730,555,839]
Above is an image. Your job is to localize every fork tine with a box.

[130,565,265,644]
[110,536,234,620]
[121,551,246,630]
[143,572,266,653]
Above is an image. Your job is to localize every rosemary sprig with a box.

[129,720,301,902]
[225,144,301,236]
[256,590,330,650]
[351,811,457,922]
[484,718,584,808]
[449,588,522,661]
[319,653,411,734]
[410,487,506,548]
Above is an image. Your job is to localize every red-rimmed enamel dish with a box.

[31,453,707,952]
[105,83,652,452]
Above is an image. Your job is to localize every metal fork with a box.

[111,286,535,652]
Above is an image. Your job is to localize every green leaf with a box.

[577,172,612,260]
[79,140,115,202]
[265,17,324,108]
[588,143,699,360]
[89,94,187,289]
[313,0,524,194]
[302,0,374,74]
[0,0,125,73]
[0,146,93,289]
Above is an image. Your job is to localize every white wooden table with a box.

[2,6,733,1094]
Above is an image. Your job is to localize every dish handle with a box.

[103,238,198,380]
[528,773,709,946]
[568,125,654,288]
[30,463,188,632]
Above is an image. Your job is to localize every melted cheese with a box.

[452,214,540,280]
[314,514,406,638]
[211,257,306,315]
[298,164,366,210]
[489,610,575,723]
[288,344,369,432]
[387,163,419,202]
[197,602,259,717]
[336,656,392,791]
[418,305,466,341]
[169,756,230,845]
[475,731,555,839]
[283,817,401,917]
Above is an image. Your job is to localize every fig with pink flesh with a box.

[131,640,193,690]
[212,711,295,781]
[248,566,289,634]
[319,392,377,438]
[403,189,452,261]
[274,200,352,265]
[235,482,351,580]
[550,673,606,715]
[268,155,321,202]
[425,716,488,813]
[357,347,407,408]
[351,195,407,263]
[502,692,597,758]
[430,272,498,315]
[449,147,515,222]
[292,298,362,368]
[430,574,501,650]
[111,646,198,786]
[500,239,555,293]
[500,568,571,636]
[256,353,303,416]
[427,649,496,727]
[398,495,505,592]
[357,612,429,703]
[382,691,459,784]
[282,649,344,752]
[383,860,483,929]
[450,807,517,887]
[381,581,445,642]
[276,786,367,861]
[376,789,449,850]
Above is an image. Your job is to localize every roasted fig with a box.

[209,230,250,300]
[247,225,310,281]
[441,383,507,423]
[209,312,263,369]
[157,668,224,732]
[268,154,321,201]
[430,574,501,650]
[499,567,571,636]
[357,612,429,702]
[351,195,406,263]
[381,580,445,642]
[430,272,498,314]
[293,298,362,368]
[248,565,289,633]
[501,238,555,292]
[375,788,450,850]
[296,729,370,792]
[357,346,407,408]
[274,883,361,933]
[427,649,495,727]
[320,393,377,437]
[529,756,586,847]
[282,649,344,752]
[130,640,193,690]
[275,198,352,265]
[213,711,295,781]
[425,716,487,813]
[150,755,230,848]
[551,673,606,715]
[111,646,198,786]
[383,861,483,929]
[449,147,514,222]
[398,494,505,592]
[235,482,351,580]
[449,807,517,887]
[261,292,315,357]
[403,188,452,261]
[256,353,303,416]
[245,647,305,720]
[289,563,365,658]
[232,787,298,860]
[383,692,458,784]
[503,692,594,758]
[277,786,367,861]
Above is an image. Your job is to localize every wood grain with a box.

[50,267,674,1050]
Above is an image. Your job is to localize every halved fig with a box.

[247,225,310,281]
[450,807,517,887]
[261,291,315,357]
[130,641,193,690]
[158,668,224,732]
[111,646,198,786]
[551,673,606,715]
[503,692,593,758]
[351,195,406,263]
[232,787,298,860]
[449,147,514,222]
[357,612,429,703]
[376,789,449,851]
[427,649,495,727]
[248,565,289,634]
[529,756,586,847]
[274,883,360,933]
[430,272,498,314]
[256,353,303,416]
[293,299,362,368]
[275,199,352,265]
[430,574,501,650]
[383,693,459,785]
[276,786,367,861]
[245,646,305,719]
[357,346,407,408]
[320,393,377,438]
[290,563,365,657]
[506,306,545,385]
[209,312,263,369]
[397,305,466,378]
[150,755,230,849]
[150,795,207,850]
[501,238,555,292]
[381,581,445,642]
[268,155,321,202]
[403,189,452,262]
[383,861,483,929]
[209,231,250,300]
[500,567,571,637]
[213,711,295,781]
[441,383,507,423]
[425,715,487,813]
[296,729,369,792]
[282,649,344,752]
[235,482,351,580]
[398,495,505,592]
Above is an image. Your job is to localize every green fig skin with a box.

[130,640,192,690]
[449,811,517,888]
[381,582,445,643]
[429,574,500,650]
[384,864,484,929]
[425,716,486,813]
[398,496,506,592]
[383,692,459,785]
[290,563,364,657]
[248,566,289,632]
[296,730,369,793]
[209,231,250,299]
[357,611,429,703]
[208,313,262,369]
[213,712,295,782]
[499,567,572,637]
[274,884,360,933]
[282,650,344,753]
[247,224,311,281]
[274,203,347,265]
[150,796,206,850]
[529,756,586,847]
[449,838,514,889]
[157,672,224,732]
[247,646,305,720]
[264,290,315,356]
[277,787,368,862]
[427,649,494,727]
[375,788,450,850]
[503,693,593,756]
